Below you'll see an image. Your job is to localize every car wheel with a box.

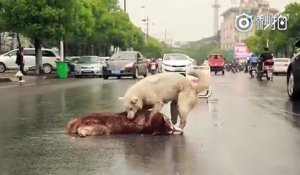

[287,71,300,100]
[43,64,53,74]
[75,75,81,78]
[144,68,148,77]
[117,76,121,79]
[103,75,109,80]
[133,67,138,79]
[0,63,6,73]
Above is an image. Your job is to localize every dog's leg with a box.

[177,90,198,129]
[149,100,164,118]
[170,101,179,125]
[148,100,164,127]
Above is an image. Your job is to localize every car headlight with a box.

[163,63,171,67]
[124,62,134,68]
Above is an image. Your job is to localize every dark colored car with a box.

[287,51,300,100]
[102,51,148,79]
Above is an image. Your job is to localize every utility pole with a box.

[142,16,149,42]
[164,30,167,45]
[146,16,149,41]
[124,0,127,13]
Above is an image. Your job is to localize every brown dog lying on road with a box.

[67,110,183,137]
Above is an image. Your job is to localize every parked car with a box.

[273,58,290,75]
[74,56,104,78]
[208,54,225,75]
[102,51,148,79]
[0,48,60,74]
[287,51,300,100]
[161,53,193,76]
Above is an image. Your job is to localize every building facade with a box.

[220,0,278,50]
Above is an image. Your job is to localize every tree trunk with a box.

[11,34,15,50]
[284,46,288,58]
[291,41,295,57]
[34,38,43,75]
[17,33,21,48]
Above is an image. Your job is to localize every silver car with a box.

[0,48,60,74]
[74,56,106,78]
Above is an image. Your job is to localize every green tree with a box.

[1,0,75,74]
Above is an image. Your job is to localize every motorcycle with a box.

[231,64,238,73]
[148,61,158,75]
[226,63,232,72]
[257,59,274,81]
[249,62,258,78]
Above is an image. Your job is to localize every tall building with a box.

[220,0,278,50]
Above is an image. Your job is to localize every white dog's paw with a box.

[170,125,183,135]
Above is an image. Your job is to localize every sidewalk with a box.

[0,71,74,88]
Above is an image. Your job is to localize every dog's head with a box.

[118,95,143,120]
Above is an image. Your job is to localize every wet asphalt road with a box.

[0,72,300,175]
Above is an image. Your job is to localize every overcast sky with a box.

[118,0,292,42]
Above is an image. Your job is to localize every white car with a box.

[74,56,105,78]
[273,58,290,75]
[161,53,193,75]
[0,48,60,74]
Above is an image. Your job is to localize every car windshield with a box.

[164,54,188,60]
[209,55,224,60]
[110,52,136,60]
[77,57,100,63]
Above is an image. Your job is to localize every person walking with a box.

[15,47,26,83]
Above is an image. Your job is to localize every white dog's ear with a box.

[130,95,139,104]
[118,96,124,101]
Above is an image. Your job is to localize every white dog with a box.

[118,71,209,129]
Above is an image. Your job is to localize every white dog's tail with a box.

[186,70,210,94]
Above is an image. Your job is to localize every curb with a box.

[0,78,12,82]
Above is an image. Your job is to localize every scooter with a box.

[249,62,257,78]
[231,65,238,73]
[257,59,274,81]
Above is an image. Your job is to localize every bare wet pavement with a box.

[1,73,300,175]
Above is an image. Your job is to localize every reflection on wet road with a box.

[0,74,300,175]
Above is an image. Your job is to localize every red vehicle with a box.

[208,54,225,75]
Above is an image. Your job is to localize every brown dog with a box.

[67,110,183,137]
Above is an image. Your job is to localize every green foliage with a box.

[0,0,163,58]
[140,37,163,58]
[245,2,300,57]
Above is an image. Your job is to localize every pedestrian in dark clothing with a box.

[15,47,25,82]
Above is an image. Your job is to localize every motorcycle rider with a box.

[258,47,273,71]
[232,59,239,72]
[148,57,158,74]
[248,53,258,76]
[248,53,258,68]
